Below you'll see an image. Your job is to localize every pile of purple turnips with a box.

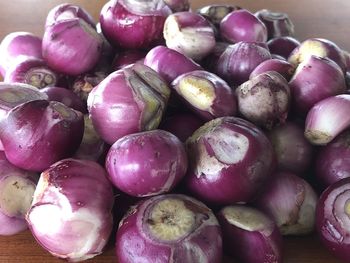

[0,0,350,262]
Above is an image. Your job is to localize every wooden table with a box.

[0,0,347,262]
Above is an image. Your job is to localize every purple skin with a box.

[289,55,346,116]
[26,159,114,262]
[0,100,84,172]
[305,95,350,145]
[236,71,291,129]
[160,113,204,142]
[45,3,96,28]
[42,18,103,76]
[116,194,223,263]
[164,0,190,12]
[0,152,37,235]
[271,54,287,60]
[74,115,107,162]
[112,50,146,71]
[163,11,216,60]
[255,172,318,235]
[267,36,300,59]
[343,50,350,71]
[100,0,171,49]
[288,38,347,72]
[144,46,202,84]
[197,4,241,27]
[201,42,229,72]
[40,86,87,113]
[106,130,187,197]
[249,58,295,81]
[220,9,267,44]
[315,131,350,189]
[316,178,350,262]
[185,117,275,206]
[4,57,58,89]
[268,122,314,175]
[87,64,170,145]
[0,32,42,77]
[255,9,295,39]
[217,205,283,263]
[215,41,272,86]
[171,70,237,121]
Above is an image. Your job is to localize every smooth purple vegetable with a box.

[305,95,350,145]
[71,71,106,103]
[0,100,84,171]
[172,70,237,120]
[267,36,300,59]
[255,9,294,39]
[4,57,58,89]
[42,18,103,75]
[40,86,86,113]
[217,205,283,263]
[201,41,229,72]
[163,11,216,60]
[288,38,347,72]
[26,159,114,262]
[185,117,275,206]
[289,55,346,116]
[215,41,271,86]
[249,58,295,81]
[0,152,37,235]
[315,131,350,189]
[87,63,170,145]
[100,0,171,49]
[45,3,96,28]
[116,194,223,263]
[160,112,204,142]
[0,32,42,76]
[236,71,291,129]
[106,130,187,197]
[255,172,317,235]
[197,4,241,27]
[268,122,313,174]
[144,46,202,84]
[220,9,267,44]
[112,50,146,71]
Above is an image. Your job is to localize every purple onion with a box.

[288,38,347,72]
[0,32,42,76]
[42,18,103,75]
[163,0,190,12]
[305,95,350,145]
[116,194,222,263]
[255,9,295,39]
[0,100,84,171]
[4,57,59,89]
[343,50,350,72]
[26,159,114,261]
[215,41,271,86]
[172,70,237,120]
[160,112,204,142]
[87,64,170,145]
[249,58,295,81]
[271,54,287,60]
[290,55,346,116]
[100,0,171,49]
[112,50,146,71]
[267,36,300,59]
[197,4,241,27]
[220,9,267,44]
[106,130,187,197]
[45,3,96,28]
[315,130,350,189]
[217,205,283,263]
[185,117,275,206]
[255,172,317,235]
[236,71,290,129]
[40,86,87,113]
[201,42,229,72]
[163,11,216,60]
[71,71,106,103]
[0,152,37,235]
[268,122,313,174]
[144,46,202,84]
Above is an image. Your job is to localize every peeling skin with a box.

[289,40,327,66]
[304,129,332,145]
